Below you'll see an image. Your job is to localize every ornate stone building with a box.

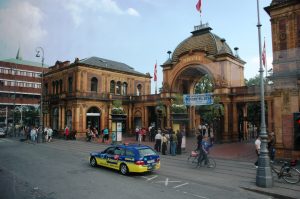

[265,0,300,158]
[43,0,300,160]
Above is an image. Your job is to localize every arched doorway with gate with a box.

[86,107,101,133]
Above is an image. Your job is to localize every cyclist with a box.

[197,135,212,167]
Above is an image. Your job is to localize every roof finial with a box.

[16,45,22,60]
[167,51,172,59]
[234,47,240,58]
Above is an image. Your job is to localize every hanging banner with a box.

[183,93,213,106]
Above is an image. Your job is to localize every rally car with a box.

[89,144,160,175]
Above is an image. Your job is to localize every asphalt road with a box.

[0,138,294,199]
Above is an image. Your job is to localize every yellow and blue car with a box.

[89,144,160,175]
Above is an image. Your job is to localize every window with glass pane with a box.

[91,77,98,92]
[116,81,121,95]
[110,80,115,94]
[68,77,73,93]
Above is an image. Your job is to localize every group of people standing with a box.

[85,126,109,143]
[19,125,53,143]
[254,131,276,168]
[152,128,184,156]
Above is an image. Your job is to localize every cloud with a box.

[127,8,140,17]
[63,0,140,27]
[0,1,47,58]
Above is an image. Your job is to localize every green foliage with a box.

[171,94,187,113]
[112,100,125,114]
[199,97,224,124]
[195,74,214,94]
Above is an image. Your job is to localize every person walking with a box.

[254,135,261,168]
[103,127,109,143]
[176,130,183,154]
[171,132,177,156]
[30,127,37,142]
[268,132,276,163]
[64,126,69,140]
[47,126,53,142]
[154,131,162,152]
[161,133,168,155]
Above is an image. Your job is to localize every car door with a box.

[106,147,118,169]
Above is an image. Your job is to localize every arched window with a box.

[116,81,121,95]
[65,110,72,130]
[55,81,59,94]
[137,84,142,96]
[122,82,128,96]
[52,81,55,94]
[59,79,63,93]
[91,77,98,92]
[68,76,73,93]
[110,80,115,94]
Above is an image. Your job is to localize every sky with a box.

[0,0,273,94]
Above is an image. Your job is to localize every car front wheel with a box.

[90,157,97,167]
[120,164,128,175]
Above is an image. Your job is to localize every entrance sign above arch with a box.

[183,93,213,106]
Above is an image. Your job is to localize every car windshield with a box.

[138,148,157,157]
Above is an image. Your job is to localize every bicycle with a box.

[187,150,216,168]
[271,161,300,184]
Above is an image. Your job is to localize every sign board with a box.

[183,93,213,106]
[116,122,122,141]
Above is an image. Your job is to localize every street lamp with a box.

[35,47,44,133]
[255,0,273,188]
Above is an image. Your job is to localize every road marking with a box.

[190,193,210,199]
[155,178,181,186]
[142,175,158,181]
[173,182,189,188]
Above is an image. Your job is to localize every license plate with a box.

[147,160,155,163]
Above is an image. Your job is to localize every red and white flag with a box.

[154,63,157,81]
[262,39,266,67]
[196,0,202,13]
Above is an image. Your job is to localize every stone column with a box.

[166,105,170,128]
[232,102,239,142]
[222,102,230,142]
[74,106,80,132]
[243,104,248,141]
[128,102,132,133]
[267,100,273,133]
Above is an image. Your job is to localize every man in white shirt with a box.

[254,135,261,168]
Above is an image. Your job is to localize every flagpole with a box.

[155,60,157,94]
[264,37,268,78]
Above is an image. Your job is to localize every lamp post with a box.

[255,0,273,188]
[35,47,44,135]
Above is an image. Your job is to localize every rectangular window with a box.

[297,15,300,47]
[68,77,73,93]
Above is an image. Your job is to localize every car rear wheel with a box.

[90,157,97,167]
[120,164,128,175]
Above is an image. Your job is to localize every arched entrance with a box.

[86,107,101,132]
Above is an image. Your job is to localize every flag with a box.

[196,0,202,13]
[154,63,157,81]
[262,39,266,67]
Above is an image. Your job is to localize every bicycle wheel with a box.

[282,167,300,184]
[207,157,216,168]
[187,155,198,164]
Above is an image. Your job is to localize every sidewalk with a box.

[121,135,257,162]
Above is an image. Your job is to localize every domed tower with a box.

[161,24,245,95]
[160,24,246,142]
